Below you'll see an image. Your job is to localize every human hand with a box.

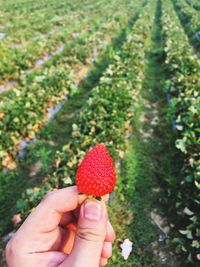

[6,186,115,267]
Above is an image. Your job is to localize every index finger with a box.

[18,186,87,235]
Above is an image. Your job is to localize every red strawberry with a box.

[76,144,116,196]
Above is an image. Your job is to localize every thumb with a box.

[61,199,107,267]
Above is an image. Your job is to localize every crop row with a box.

[1,0,138,89]
[162,0,200,264]
[173,0,200,47]
[0,0,69,13]
[0,0,116,41]
[0,0,85,82]
[0,0,128,83]
[0,0,78,32]
[0,0,145,170]
[185,0,200,10]
[0,0,72,41]
[16,0,156,225]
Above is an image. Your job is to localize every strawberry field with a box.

[0,0,199,266]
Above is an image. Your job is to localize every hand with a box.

[6,186,115,267]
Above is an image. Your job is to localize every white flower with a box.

[120,239,133,260]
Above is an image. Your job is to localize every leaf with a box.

[190,216,197,223]
[118,150,125,159]
[34,187,40,193]
[176,124,183,131]
[181,246,187,252]
[16,199,27,210]
[179,230,188,235]
[55,157,62,167]
[62,177,73,185]
[2,154,17,170]
[179,230,193,240]
[192,240,200,249]
[175,139,187,153]
[194,180,200,190]
[183,207,194,216]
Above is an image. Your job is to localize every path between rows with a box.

[108,1,181,265]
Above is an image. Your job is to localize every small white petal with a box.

[120,239,133,260]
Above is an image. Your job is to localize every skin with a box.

[6,186,115,267]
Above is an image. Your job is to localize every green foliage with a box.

[16,0,155,229]
[173,0,200,49]
[0,0,139,170]
[162,0,200,264]
[0,0,147,235]
[0,0,199,266]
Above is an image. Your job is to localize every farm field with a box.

[0,0,199,266]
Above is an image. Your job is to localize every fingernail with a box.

[84,201,103,221]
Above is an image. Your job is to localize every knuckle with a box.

[77,226,103,242]
[107,221,116,242]
[6,237,18,258]
[5,240,12,256]
[6,236,24,267]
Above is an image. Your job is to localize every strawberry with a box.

[76,144,116,196]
